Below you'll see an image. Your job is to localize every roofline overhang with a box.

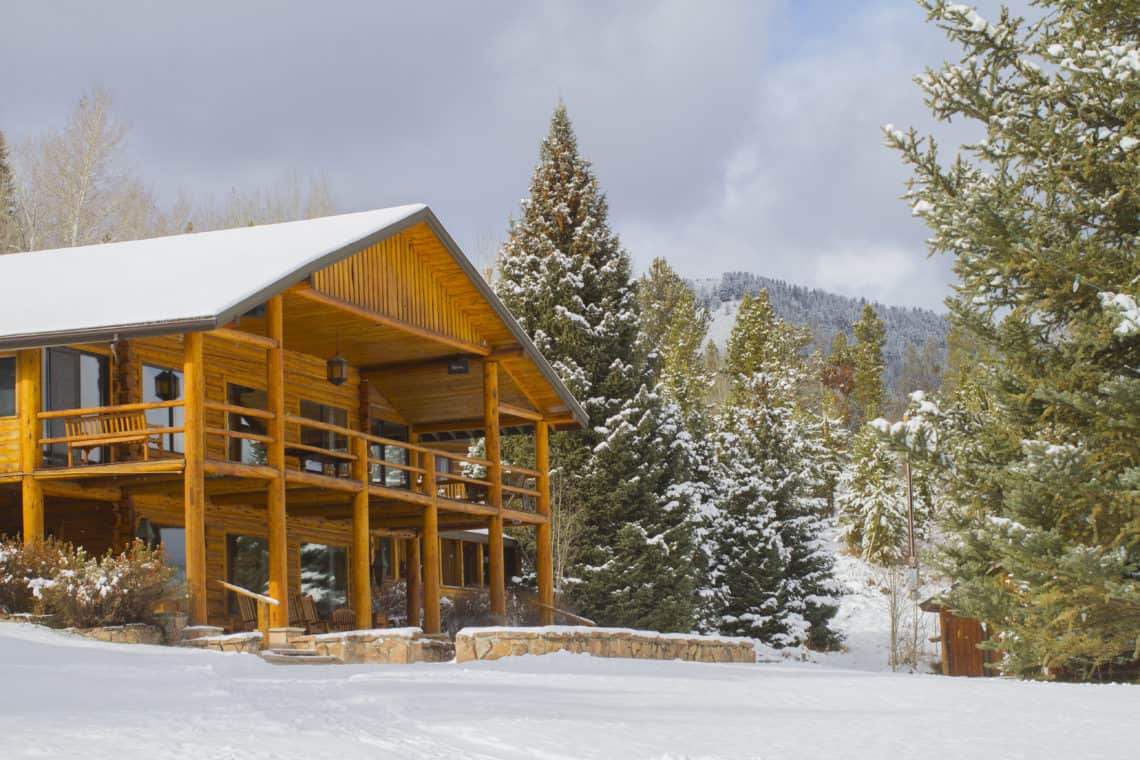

[0,207,589,429]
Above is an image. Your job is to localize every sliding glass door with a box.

[43,348,109,466]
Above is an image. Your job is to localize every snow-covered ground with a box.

[1,622,1136,760]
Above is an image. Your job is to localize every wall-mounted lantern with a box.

[154,369,181,401]
[326,353,349,386]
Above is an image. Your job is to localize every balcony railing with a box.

[35,401,540,513]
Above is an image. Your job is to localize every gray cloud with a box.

[1,1,1005,310]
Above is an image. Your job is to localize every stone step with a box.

[267,647,321,657]
[260,652,339,665]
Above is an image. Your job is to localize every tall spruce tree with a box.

[851,304,886,424]
[703,293,839,648]
[887,0,1140,680]
[496,104,702,629]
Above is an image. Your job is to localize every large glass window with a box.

[373,537,395,585]
[369,419,409,488]
[299,400,348,474]
[0,357,14,417]
[136,519,186,581]
[226,534,268,613]
[142,365,184,454]
[44,348,109,465]
[301,543,348,616]
[226,384,268,464]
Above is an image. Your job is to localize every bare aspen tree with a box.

[13,87,157,250]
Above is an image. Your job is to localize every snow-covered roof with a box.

[0,205,426,348]
[0,205,587,427]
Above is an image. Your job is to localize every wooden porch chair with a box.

[329,607,356,633]
[234,593,259,632]
[300,595,328,634]
[289,593,306,628]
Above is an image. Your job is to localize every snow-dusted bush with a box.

[0,538,70,614]
[0,538,178,627]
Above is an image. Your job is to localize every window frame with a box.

[0,354,15,419]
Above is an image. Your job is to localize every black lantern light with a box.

[154,369,180,401]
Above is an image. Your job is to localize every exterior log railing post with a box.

[422,449,441,634]
[351,435,372,630]
[17,349,43,545]
[406,532,421,628]
[183,332,208,625]
[484,358,506,621]
[536,421,554,625]
[265,295,289,628]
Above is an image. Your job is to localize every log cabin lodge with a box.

[0,205,586,633]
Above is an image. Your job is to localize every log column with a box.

[182,332,207,625]
[17,349,43,545]
[484,359,506,620]
[265,295,289,628]
[422,455,441,634]
[536,421,554,625]
[351,435,372,630]
[405,533,421,628]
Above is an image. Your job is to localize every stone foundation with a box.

[292,628,455,664]
[455,626,756,664]
[180,631,263,654]
[71,623,165,646]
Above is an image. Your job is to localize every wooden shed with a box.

[0,205,586,634]
[921,597,998,677]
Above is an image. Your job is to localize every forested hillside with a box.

[691,273,947,389]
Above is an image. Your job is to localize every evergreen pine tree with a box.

[702,294,839,648]
[838,427,909,563]
[637,258,711,428]
[851,304,886,424]
[821,331,856,426]
[887,0,1140,680]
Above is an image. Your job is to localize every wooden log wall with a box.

[312,233,482,350]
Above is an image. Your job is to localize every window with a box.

[369,419,409,488]
[301,543,348,616]
[441,539,462,587]
[137,519,186,580]
[299,400,348,474]
[44,348,109,465]
[226,384,268,464]
[0,357,14,417]
[142,365,184,454]
[226,534,268,613]
[462,542,481,588]
[373,537,395,585]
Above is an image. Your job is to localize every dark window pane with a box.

[301,543,348,616]
[227,534,269,613]
[0,357,14,417]
[299,400,348,474]
[142,365,184,454]
[227,384,267,464]
[44,348,109,465]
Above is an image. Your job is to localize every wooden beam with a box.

[289,284,490,356]
[40,480,122,502]
[422,462,441,634]
[209,327,278,351]
[183,331,208,625]
[499,402,542,421]
[351,435,371,630]
[536,420,553,625]
[18,349,43,544]
[485,359,506,619]
[409,416,535,436]
[204,459,277,480]
[34,460,186,480]
[265,294,289,628]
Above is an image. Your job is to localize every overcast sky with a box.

[2,1,998,311]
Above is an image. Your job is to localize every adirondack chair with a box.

[299,595,328,634]
[329,607,356,633]
[234,593,259,632]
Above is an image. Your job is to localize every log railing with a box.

[32,402,541,508]
[37,400,186,466]
[217,579,278,650]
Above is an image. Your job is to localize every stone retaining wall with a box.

[292,628,455,664]
[71,624,165,646]
[180,631,263,654]
[455,626,756,664]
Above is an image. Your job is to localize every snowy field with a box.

[1,622,1136,760]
